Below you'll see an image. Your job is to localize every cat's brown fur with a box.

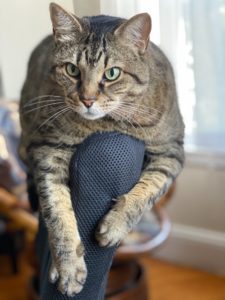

[19,3,184,296]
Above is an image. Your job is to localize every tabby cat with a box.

[19,3,184,296]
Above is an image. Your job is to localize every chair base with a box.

[106,259,148,300]
[28,258,149,300]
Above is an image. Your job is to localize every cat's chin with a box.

[80,111,106,120]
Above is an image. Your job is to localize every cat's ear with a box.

[115,13,151,54]
[49,2,82,42]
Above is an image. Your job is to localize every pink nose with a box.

[82,100,94,108]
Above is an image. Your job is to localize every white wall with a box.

[169,153,225,231]
[154,153,225,275]
[0,0,74,100]
[74,0,158,20]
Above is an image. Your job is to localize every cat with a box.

[19,2,184,297]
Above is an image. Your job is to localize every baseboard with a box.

[153,223,225,276]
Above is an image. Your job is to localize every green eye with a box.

[66,63,80,77]
[104,67,121,81]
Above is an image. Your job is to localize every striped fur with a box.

[19,3,184,296]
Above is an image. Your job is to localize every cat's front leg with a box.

[96,144,184,247]
[29,146,87,296]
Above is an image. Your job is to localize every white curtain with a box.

[159,0,225,153]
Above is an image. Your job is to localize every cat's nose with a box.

[80,93,97,108]
[82,99,94,108]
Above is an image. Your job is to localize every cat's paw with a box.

[96,209,130,247]
[57,256,87,297]
[49,244,87,296]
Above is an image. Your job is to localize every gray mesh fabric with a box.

[37,131,145,300]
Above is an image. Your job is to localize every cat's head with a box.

[50,3,151,122]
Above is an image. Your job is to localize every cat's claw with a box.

[96,209,129,247]
[49,262,59,283]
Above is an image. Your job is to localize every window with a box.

[159,0,225,153]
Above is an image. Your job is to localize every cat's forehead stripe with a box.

[76,50,82,65]
[102,37,107,53]
[97,51,103,62]
[74,35,107,67]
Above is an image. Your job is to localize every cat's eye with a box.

[104,67,121,81]
[66,63,80,78]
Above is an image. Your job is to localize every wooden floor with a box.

[0,254,225,300]
[0,254,32,300]
[141,256,225,300]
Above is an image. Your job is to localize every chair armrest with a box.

[0,187,38,240]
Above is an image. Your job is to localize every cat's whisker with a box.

[23,101,65,111]
[26,94,63,102]
[127,119,149,141]
[118,102,152,112]
[111,110,135,131]
[24,102,65,114]
[117,104,153,128]
[24,99,65,108]
[117,104,161,122]
[125,106,161,122]
[134,110,161,122]
[45,108,71,126]
[24,107,63,115]
[24,95,64,107]
[50,107,72,125]
[112,108,149,140]
[115,111,149,141]
[55,107,72,123]
[122,101,161,111]
[119,102,162,115]
[136,110,179,131]
[36,106,70,132]
[119,102,162,116]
